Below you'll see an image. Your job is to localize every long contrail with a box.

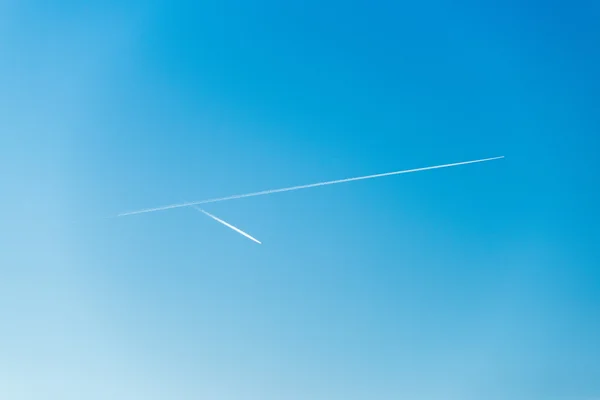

[118,156,504,217]
[192,206,262,244]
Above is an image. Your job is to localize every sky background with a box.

[1,1,599,399]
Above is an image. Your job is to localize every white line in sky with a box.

[118,156,504,217]
[192,206,262,244]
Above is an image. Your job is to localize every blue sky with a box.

[1,1,599,399]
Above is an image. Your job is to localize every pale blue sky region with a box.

[1,1,599,399]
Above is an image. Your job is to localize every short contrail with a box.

[118,156,504,217]
[192,206,262,244]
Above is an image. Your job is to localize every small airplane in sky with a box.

[118,156,504,244]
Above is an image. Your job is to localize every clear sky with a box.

[1,1,599,399]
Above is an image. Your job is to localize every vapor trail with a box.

[192,206,262,244]
[118,156,504,217]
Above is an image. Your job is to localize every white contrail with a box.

[192,206,262,244]
[118,156,504,217]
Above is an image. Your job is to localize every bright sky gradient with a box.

[1,1,599,399]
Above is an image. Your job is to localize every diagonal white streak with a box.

[118,156,504,217]
[192,206,262,244]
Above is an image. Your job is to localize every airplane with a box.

[118,156,504,244]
